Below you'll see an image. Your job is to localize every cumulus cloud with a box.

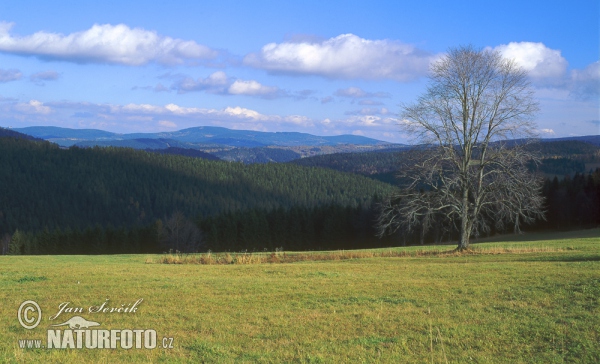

[338,114,399,127]
[14,100,52,114]
[335,87,390,99]
[169,71,285,98]
[0,68,22,82]
[493,42,568,79]
[228,79,281,98]
[244,33,435,81]
[0,21,217,65]
[222,106,266,120]
[493,42,599,101]
[171,71,229,94]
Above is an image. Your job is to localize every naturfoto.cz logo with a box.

[17,299,174,350]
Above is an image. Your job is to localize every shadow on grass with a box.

[472,227,600,244]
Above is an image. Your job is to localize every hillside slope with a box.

[0,138,395,234]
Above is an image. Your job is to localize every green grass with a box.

[0,229,598,363]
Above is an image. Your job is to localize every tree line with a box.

[4,169,598,255]
[3,202,399,255]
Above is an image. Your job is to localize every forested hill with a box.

[290,148,405,175]
[0,137,395,235]
[146,146,221,160]
[0,127,44,142]
[291,141,600,177]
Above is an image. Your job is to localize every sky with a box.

[0,0,597,143]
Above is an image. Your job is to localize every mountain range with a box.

[13,126,390,148]
[9,126,600,165]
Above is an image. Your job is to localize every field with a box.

[1,229,598,363]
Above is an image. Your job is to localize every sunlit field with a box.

[1,229,598,363]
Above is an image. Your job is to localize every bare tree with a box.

[159,211,203,253]
[377,45,545,250]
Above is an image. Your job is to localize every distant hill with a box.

[543,135,600,146]
[0,127,45,142]
[74,138,194,150]
[291,140,600,180]
[533,140,600,157]
[13,126,115,139]
[122,126,388,147]
[14,125,390,148]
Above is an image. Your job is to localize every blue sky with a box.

[0,0,597,143]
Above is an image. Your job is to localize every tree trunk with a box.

[458,189,470,250]
[458,218,470,250]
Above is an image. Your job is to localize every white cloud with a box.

[493,42,568,79]
[94,101,312,126]
[340,115,398,127]
[223,106,267,120]
[122,103,163,114]
[0,68,22,82]
[493,42,599,101]
[14,100,52,114]
[538,128,555,135]
[172,71,229,94]
[164,103,209,116]
[169,72,285,98]
[345,107,390,116]
[0,21,217,65]
[244,33,435,81]
[228,79,281,97]
[335,87,390,99]
[358,100,384,106]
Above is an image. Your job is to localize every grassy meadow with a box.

[0,229,598,363]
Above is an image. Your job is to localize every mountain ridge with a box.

[14,125,391,148]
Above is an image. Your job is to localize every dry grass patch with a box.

[153,245,568,265]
